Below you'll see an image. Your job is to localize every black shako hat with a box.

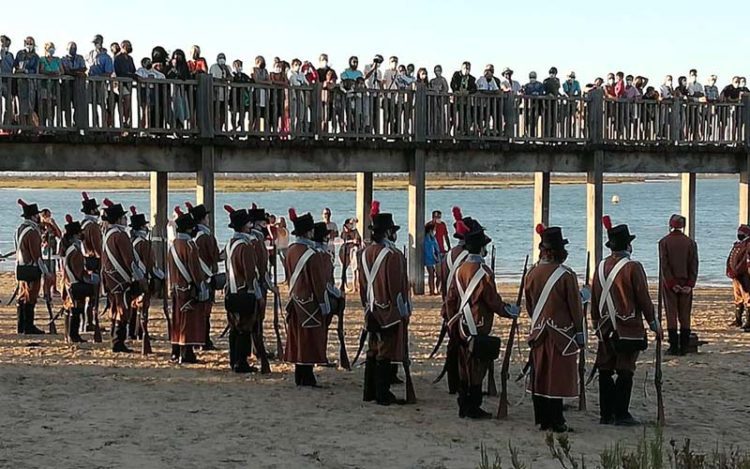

[17,199,41,219]
[64,214,82,235]
[185,202,209,222]
[369,201,400,233]
[536,224,569,250]
[128,206,148,229]
[312,222,328,243]
[224,205,252,231]
[248,203,267,223]
[288,208,315,236]
[602,215,636,250]
[174,206,196,232]
[102,198,127,223]
[463,220,492,249]
[81,192,99,214]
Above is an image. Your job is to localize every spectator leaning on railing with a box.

[500,68,521,95]
[687,69,704,100]
[705,75,719,102]
[210,53,232,132]
[114,40,136,128]
[429,65,449,93]
[135,56,164,130]
[563,72,581,97]
[14,36,40,128]
[87,34,114,127]
[61,42,86,127]
[476,65,499,91]
[188,45,208,77]
[38,42,62,127]
[316,53,336,84]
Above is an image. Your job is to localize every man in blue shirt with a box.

[13,37,40,127]
[0,35,13,124]
[86,34,113,127]
[340,56,363,89]
[62,41,87,127]
[523,72,545,137]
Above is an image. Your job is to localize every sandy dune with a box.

[0,273,748,469]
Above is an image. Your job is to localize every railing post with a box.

[587,90,603,144]
[75,76,89,132]
[670,100,681,143]
[311,82,322,138]
[197,74,214,138]
[742,95,750,147]
[414,83,427,142]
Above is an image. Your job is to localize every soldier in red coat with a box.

[444,221,518,419]
[726,225,750,329]
[658,214,699,355]
[591,216,662,426]
[168,207,209,364]
[14,199,52,335]
[524,225,583,432]
[358,202,411,406]
[101,199,146,353]
[80,192,103,332]
[186,202,222,350]
[127,206,164,344]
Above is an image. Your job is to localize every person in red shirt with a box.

[432,210,451,294]
[614,71,626,98]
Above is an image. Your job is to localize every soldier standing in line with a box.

[127,206,164,344]
[80,192,103,332]
[15,199,51,335]
[726,225,750,329]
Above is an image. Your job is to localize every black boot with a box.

[180,345,198,364]
[730,304,744,327]
[112,322,133,353]
[614,370,640,426]
[548,398,571,433]
[390,363,403,385]
[203,315,216,351]
[69,308,86,343]
[85,304,95,332]
[170,344,180,362]
[127,307,138,340]
[457,382,469,418]
[363,357,376,402]
[598,370,616,424]
[666,329,680,355]
[533,395,547,428]
[376,359,405,406]
[228,329,238,370]
[24,303,45,335]
[233,333,255,373]
[297,365,317,387]
[16,302,24,334]
[679,328,691,355]
[465,385,492,419]
[446,345,460,395]
[743,310,750,332]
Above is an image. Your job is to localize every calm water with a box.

[3,178,738,285]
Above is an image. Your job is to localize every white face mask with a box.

[236,67,242,73]
[218,59,226,66]
[25,45,34,52]
[48,48,55,55]
[320,60,328,67]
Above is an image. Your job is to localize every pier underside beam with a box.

[149,171,168,270]
[356,172,374,243]
[533,172,551,261]
[408,150,426,295]
[587,152,604,276]
[681,173,697,239]
[197,146,216,230]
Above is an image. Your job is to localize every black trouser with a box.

[532,395,565,429]
[599,369,634,422]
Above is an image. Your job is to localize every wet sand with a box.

[0,273,748,469]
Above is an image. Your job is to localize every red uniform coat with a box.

[102,225,138,323]
[250,229,269,321]
[726,238,750,306]
[524,261,583,399]
[591,253,655,372]
[194,227,221,323]
[659,230,699,329]
[440,245,468,305]
[61,240,87,310]
[444,256,510,385]
[169,235,208,345]
[132,234,155,312]
[225,234,260,333]
[284,242,338,364]
[16,221,45,304]
[358,241,410,362]
[81,217,103,259]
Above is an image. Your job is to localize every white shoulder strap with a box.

[226,238,247,294]
[288,248,315,294]
[530,265,567,330]
[132,237,148,274]
[597,257,631,333]
[361,246,391,312]
[63,244,79,282]
[15,226,34,265]
[170,244,193,285]
[456,266,487,336]
[103,229,132,282]
[446,250,470,291]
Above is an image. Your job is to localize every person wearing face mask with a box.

[0,35,13,124]
[592,216,661,426]
[383,56,399,90]
[113,40,136,128]
[415,67,429,86]
[268,58,289,135]
[450,62,477,135]
[13,36,40,127]
[187,45,208,77]
[429,65,449,93]
[358,201,412,406]
[135,57,164,129]
[739,77,750,96]
[251,56,270,131]
[340,56,363,86]
[86,35,114,127]
[37,42,62,127]
[287,58,308,133]
[523,71,545,137]
[316,53,336,84]
[704,75,719,102]
[167,50,191,128]
[687,69,704,100]
[229,59,252,131]
[209,53,232,132]
[444,219,519,419]
[61,42,87,128]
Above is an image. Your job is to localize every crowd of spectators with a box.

[2,33,749,140]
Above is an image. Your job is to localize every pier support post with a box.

[150,171,168,270]
[356,172,373,242]
[680,173,696,239]
[197,146,216,229]
[586,152,604,276]
[740,154,750,225]
[533,172,551,261]
[408,150,426,295]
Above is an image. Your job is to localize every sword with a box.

[428,319,448,359]
[351,328,368,366]
[6,283,19,305]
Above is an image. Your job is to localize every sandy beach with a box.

[0,273,748,469]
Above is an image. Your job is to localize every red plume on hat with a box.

[102,198,114,208]
[130,205,138,216]
[81,191,89,201]
[65,214,73,224]
[455,220,470,236]
[174,206,184,216]
[185,201,194,210]
[17,198,28,208]
[288,208,298,221]
[223,205,235,214]
[452,206,463,222]
[370,201,381,219]
[602,215,613,231]
[251,203,258,210]
[535,223,547,235]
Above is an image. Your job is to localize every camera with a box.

[373,55,383,64]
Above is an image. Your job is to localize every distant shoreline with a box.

[0,173,732,192]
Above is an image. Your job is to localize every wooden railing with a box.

[1,73,748,146]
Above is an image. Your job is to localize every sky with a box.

[3,0,749,86]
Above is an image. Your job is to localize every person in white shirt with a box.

[476,65,500,92]
[687,68,704,99]
[363,55,383,133]
[210,53,232,131]
[287,58,309,133]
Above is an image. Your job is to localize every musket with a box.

[485,245,498,397]
[496,254,529,419]
[656,259,666,426]
[351,328,368,366]
[0,250,16,259]
[578,251,591,411]
[219,324,231,339]
[161,235,172,339]
[490,245,496,274]
[6,283,19,305]
[272,247,284,358]
[403,317,417,404]
[140,303,152,355]
[337,309,351,371]
[92,297,103,343]
[428,319,448,359]
[45,235,57,335]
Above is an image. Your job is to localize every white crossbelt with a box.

[132,237,148,274]
[226,237,250,294]
[446,249,469,291]
[530,265,567,330]
[361,246,391,313]
[63,244,79,283]
[103,229,132,282]
[455,266,487,336]
[288,248,315,294]
[194,231,214,277]
[15,226,34,265]
[597,257,631,334]
[170,244,194,286]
